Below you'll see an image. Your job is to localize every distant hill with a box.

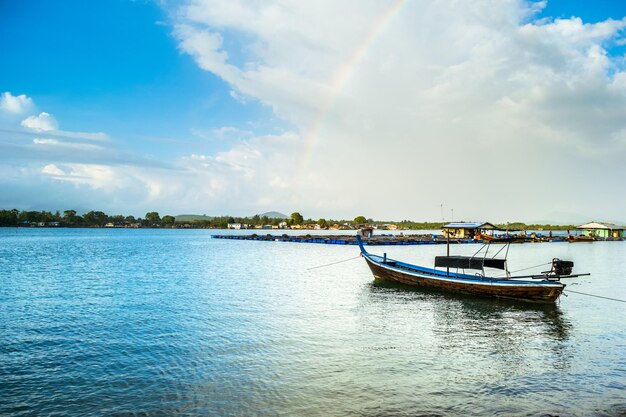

[258,211,289,219]
[175,214,214,222]
[175,212,289,222]
[530,211,593,226]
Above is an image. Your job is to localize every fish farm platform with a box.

[211,234,478,245]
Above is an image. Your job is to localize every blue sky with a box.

[0,0,281,158]
[539,0,625,24]
[2,1,626,222]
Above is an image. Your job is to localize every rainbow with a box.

[298,0,408,170]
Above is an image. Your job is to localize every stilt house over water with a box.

[576,221,625,239]
[442,222,497,239]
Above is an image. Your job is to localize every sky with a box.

[1,0,626,223]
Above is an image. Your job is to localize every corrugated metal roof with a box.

[443,222,496,229]
[576,221,624,230]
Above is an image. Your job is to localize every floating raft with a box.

[210,234,477,245]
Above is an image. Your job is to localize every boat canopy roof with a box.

[443,222,497,230]
[435,255,507,270]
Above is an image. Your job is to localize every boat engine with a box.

[551,258,573,276]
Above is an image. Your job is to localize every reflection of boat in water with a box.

[356,228,589,303]
[367,279,571,334]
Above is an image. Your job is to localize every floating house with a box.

[442,222,497,239]
[576,221,624,239]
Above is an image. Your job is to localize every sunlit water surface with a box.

[1,228,625,416]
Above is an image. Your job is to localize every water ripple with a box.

[1,228,625,416]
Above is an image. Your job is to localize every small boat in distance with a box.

[567,234,595,243]
[480,233,526,244]
[356,225,590,303]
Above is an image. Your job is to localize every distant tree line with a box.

[0,209,174,228]
[0,208,576,230]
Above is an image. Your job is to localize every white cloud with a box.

[0,92,33,114]
[33,138,61,145]
[40,163,124,189]
[191,126,253,141]
[18,108,108,141]
[269,176,289,188]
[41,163,65,176]
[167,131,303,211]
[53,130,109,141]
[21,112,59,132]
[175,25,240,84]
[166,0,626,221]
[30,131,302,214]
[33,137,104,150]
[5,1,626,222]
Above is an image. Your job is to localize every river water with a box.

[1,228,625,416]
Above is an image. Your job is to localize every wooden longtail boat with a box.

[568,234,595,243]
[356,235,589,303]
[481,233,526,244]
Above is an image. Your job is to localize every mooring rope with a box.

[564,289,626,303]
[306,256,626,303]
[307,255,362,270]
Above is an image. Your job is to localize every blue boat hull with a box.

[362,254,565,303]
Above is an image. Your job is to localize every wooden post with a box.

[446,232,450,276]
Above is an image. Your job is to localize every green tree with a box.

[145,212,161,226]
[162,215,176,226]
[353,215,367,225]
[317,218,327,228]
[215,217,234,228]
[18,211,38,224]
[109,215,125,224]
[290,212,304,225]
[83,211,109,226]
[63,209,77,218]
[63,210,84,226]
[41,211,56,222]
[0,209,18,226]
